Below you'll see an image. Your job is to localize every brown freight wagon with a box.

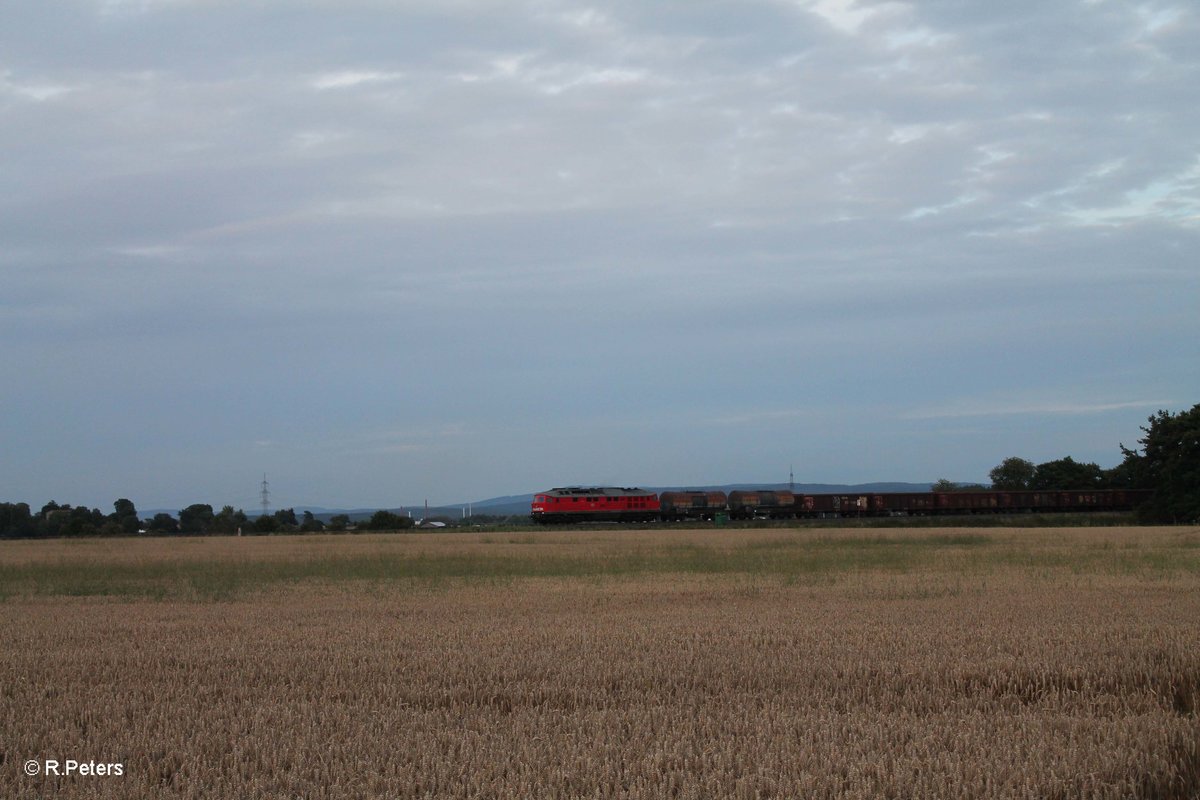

[876,493,936,515]
[934,492,1001,514]
[658,491,728,521]
[805,494,872,517]
[991,491,1060,512]
[932,489,1149,515]
[806,494,837,517]
[1054,490,1147,511]
[728,490,795,519]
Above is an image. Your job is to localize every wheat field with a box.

[2,527,1198,798]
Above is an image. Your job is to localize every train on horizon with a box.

[529,486,1151,524]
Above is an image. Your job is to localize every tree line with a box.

[936,404,1198,524]
[934,453,1127,493]
[0,501,417,539]
[2,405,1196,537]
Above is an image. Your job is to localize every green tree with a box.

[211,506,249,534]
[931,479,987,492]
[363,510,414,531]
[0,502,36,538]
[110,498,140,534]
[1029,457,1104,490]
[988,457,1036,490]
[59,506,104,537]
[39,501,63,536]
[1124,405,1200,523]
[299,510,325,532]
[327,514,351,531]
[179,504,216,534]
[253,514,280,533]
[1105,449,1145,489]
[146,512,178,534]
[272,508,298,530]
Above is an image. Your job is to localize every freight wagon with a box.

[727,490,796,520]
[808,494,875,517]
[659,491,728,522]
[801,490,1150,518]
[927,489,1149,515]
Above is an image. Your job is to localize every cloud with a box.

[902,399,1177,421]
[0,71,79,101]
[1065,157,1200,226]
[1,0,1196,506]
[309,70,405,90]
[786,0,902,35]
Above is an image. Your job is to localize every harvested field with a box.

[2,527,1199,798]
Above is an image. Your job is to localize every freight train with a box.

[530,486,1150,524]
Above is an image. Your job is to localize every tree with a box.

[300,510,325,532]
[0,502,36,538]
[363,510,414,531]
[179,504,216,534]
[328,514,351,532]
[211,506,249,534]
[1105,449,1145,489]
[253,514,280,533]
[1123,405,1200,523]
[272,508,298,531]
[146,512,178,534]
[1029,456,1104,490]
[58,506,104,537]
[110,498,140,534]
[988,457,1036,490]
[931,479,987,492]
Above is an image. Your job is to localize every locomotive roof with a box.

[543,486,654,497]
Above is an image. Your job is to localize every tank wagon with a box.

[531,487,1150,523]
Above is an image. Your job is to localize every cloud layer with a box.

[2,0,1196,508]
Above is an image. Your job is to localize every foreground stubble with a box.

[2,528,1198,799]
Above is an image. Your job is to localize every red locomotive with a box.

[530,487,660,524]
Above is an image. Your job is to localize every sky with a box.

[2,0,1197,512]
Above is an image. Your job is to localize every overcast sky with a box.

[2,0,1197,512]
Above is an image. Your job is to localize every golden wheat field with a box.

[2,526,1199,799]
